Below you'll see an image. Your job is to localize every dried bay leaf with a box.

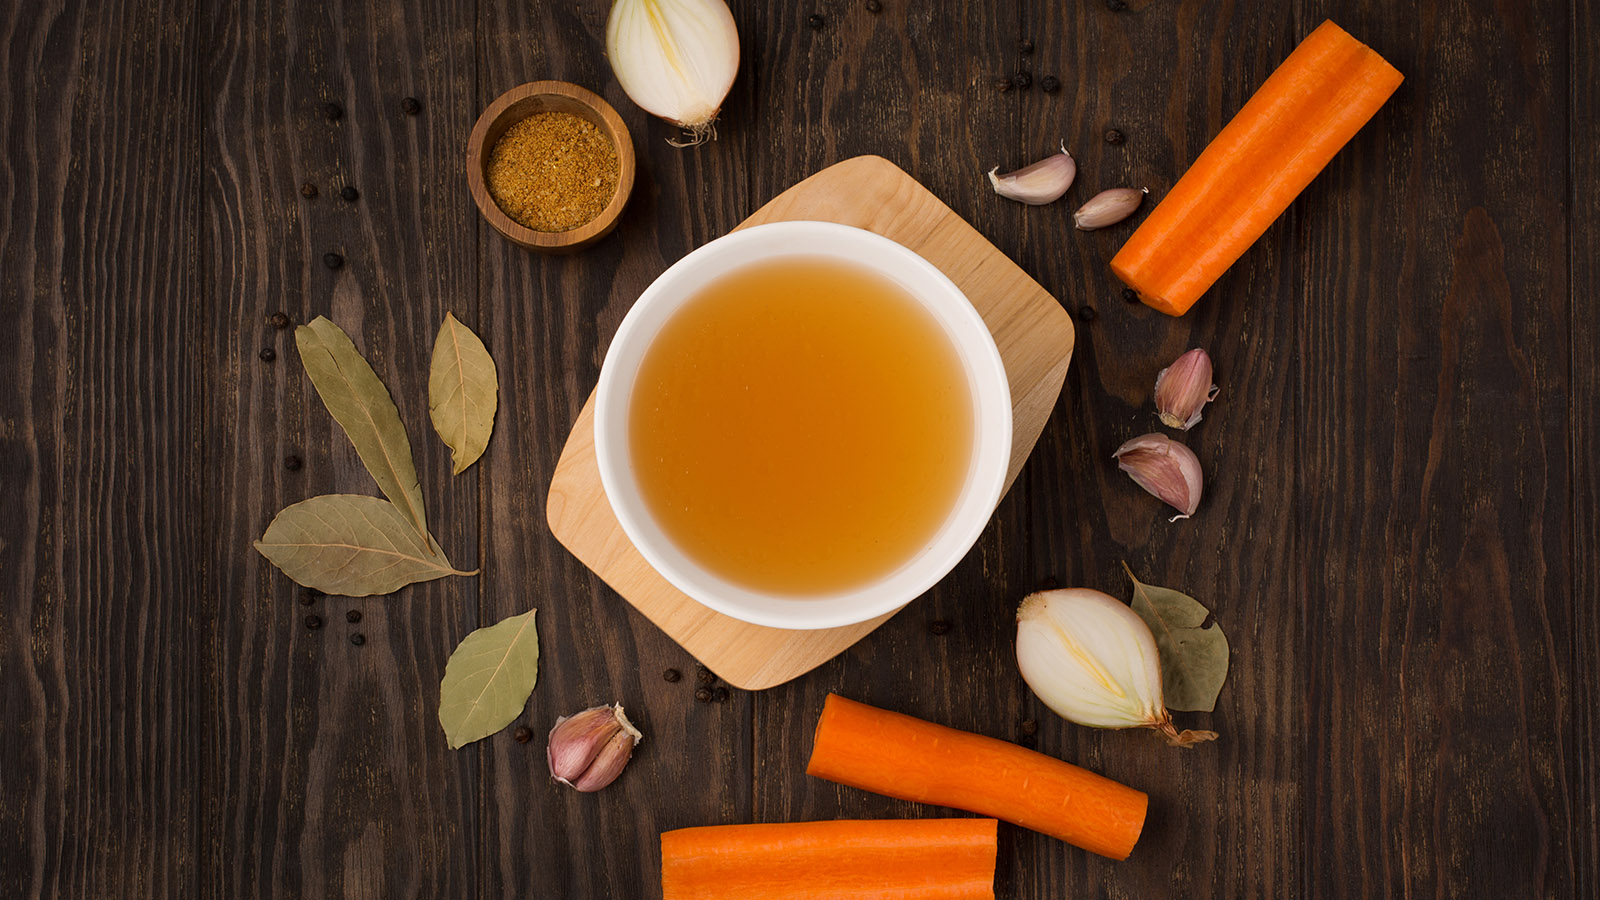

[438,608,540,749]
[427,312,499,475]
[296,316,430,541]
[255,495,474,596]
[1123,563,1230,713]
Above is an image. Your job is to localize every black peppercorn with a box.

[663,667,682,683]
[1122,287,1140,304]
[1012,71,1032,90]
[1078,306,1097,322]
[1021,718,1039,735]
[1040,75,1061,93]
[713,686,729,703]
[694,687,713,703]
[322,251,344,270]
[930,619,952,635]
[305,614,323,630]
[339,186,359,202]
[259,347,276,362]
[513,725,533,744]
[864,0,881,11]
[324,101,343,121]
[284,454,303,471]
[695,665,715,685]
[269,311,291,329]
[299,590,317,607]
[300,182,318,199]
[346,609,362,624]
[993,77,1013,93]
[350,633,365,646]
[1017,39,1034,54]
[807,13,825,29]
[401,96,421,115]
[1104,128,1126,145]
[1106,0,1127,10]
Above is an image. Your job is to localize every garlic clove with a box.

[605,0,741,146]
[1016,589,1167,730]
[548,703,644,791]
[988,143,1076,205]
[1154,348,1218,431]
[1073,187,1148,230]
[1113,433,1203,520]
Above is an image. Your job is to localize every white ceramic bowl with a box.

[594,221,1012,630]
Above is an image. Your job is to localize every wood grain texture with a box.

[199,0,480,896]
[1571,0,1597,896]
[0,1,203,897]
[1295,1,1574,897]
[544,156,1075,690]
[0,1,1592,898]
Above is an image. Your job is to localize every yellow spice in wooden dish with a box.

[487,112,619,233]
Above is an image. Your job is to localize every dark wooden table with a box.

[3,0,1594,896]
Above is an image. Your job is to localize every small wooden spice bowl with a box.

[467,81,636,253]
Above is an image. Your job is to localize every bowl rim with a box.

[465,80,635,252]
[594,221,1013,630]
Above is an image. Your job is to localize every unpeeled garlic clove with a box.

[548,703,644,792]
[1073,187,1147,230]
[1154,348,1218,430]
[1113,433,1203,520]
[988,144,1076,205]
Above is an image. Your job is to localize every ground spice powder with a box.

[487,112,618,233]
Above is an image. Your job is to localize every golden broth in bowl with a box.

[627,257,975,596]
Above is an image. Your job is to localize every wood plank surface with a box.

[0,2,203,897]
[0,0,1592,898]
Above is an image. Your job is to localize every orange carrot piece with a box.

[1111,20,1403,316]
[805,694,1147,860]
[660,818,998,900]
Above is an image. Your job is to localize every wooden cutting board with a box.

[545,155,1075,689]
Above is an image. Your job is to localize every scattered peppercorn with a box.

[284,454,303,471]
[930,619,952,635]
[1078,306,1097,322]
[259,347,276,362]
[713,686,730,703]
[864,0,881,11]
[1040,75,1061,93]
[1039,575,1059,590]
[269,311,291,329]
[1012,71,1032,90]
[299,590,317,607]
[513,725,533,743]
[322,251,344,270]
[1021,718,1039,735]
[993,77,1013,93]
[1017,39,1034,54]
[300,182,318,199]
[694,687,713,703]
[340,186,359,202]
[1106,0,1127,10]
[305,614,323,630]
[695,665,715,686]
[350,633,365,646]
[1122,287,1140,303]
[324,102,344,121]
[1104,128,1126,145]
[807,13,825,29]
[401,96,421,115]
[346,609,362,624]
[663,667,682,683]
